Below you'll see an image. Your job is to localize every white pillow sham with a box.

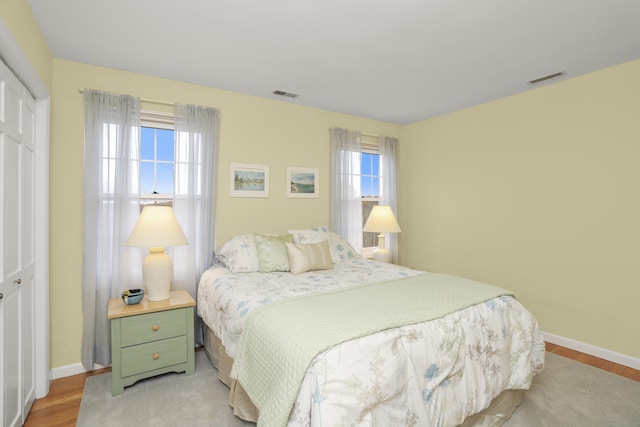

[217,234,259,273]
[328,231,359,260]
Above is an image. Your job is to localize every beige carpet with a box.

[77,351,640,426]
[505,353,640,426]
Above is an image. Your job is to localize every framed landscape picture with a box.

[287,167,319,198]
[230,163,269,197]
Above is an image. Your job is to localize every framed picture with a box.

[287,167,319,198]
[230,163,269,197]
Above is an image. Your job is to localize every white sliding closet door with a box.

[0,57,36,427]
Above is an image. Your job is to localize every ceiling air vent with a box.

[527,71,566,86]
[273,90,299,98]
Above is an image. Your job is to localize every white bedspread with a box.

[197,259,545,426]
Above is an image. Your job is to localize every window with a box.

[360,134,381,255]
[361,152,379,197]
[330,128,396,259]
[140,112,175,205]
[361,150,380,250]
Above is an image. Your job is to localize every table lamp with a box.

[125,205,188,301]
[363,205,401,263]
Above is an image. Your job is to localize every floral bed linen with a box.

[197,259,545,426]
[198,258,421,359]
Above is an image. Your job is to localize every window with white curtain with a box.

[330,129,398,261]
[83,92,219,368]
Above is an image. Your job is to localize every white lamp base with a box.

[371,234,391,263]
[142,247,173,301]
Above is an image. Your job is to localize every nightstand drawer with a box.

[120,309,186,347]
[121,335,188,377]
[109,290,196,395]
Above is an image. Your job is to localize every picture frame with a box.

[286,166,319,198]
[230,163,269,198]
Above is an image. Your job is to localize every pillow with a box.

[217,234,259,273]
[288,227,340,263]
[285,240,333,274]
[254,233,293,272]
[328,231,359,260]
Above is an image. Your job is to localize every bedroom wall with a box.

[0,0,52,89]
[7,1,639,371]
[49,58,403,369]
[399,59,640,359]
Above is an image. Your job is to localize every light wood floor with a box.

[545,342,640,382]
[23,343,640,427]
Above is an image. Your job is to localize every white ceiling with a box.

[28,0,640,124]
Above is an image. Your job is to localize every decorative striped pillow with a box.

[285,240,333,274]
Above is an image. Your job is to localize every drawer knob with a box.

[152,353,160,360]
[152,324,159,331]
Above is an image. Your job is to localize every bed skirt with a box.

[202,323,523,426]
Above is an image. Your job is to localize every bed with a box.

[197,230,545,427]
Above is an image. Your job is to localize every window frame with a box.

[140,111,175,205]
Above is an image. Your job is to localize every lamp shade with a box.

[125,205,188,248]
[363,205,401,233]
[125,205,188,301]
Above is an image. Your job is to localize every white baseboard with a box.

[543,331,640,371]
[50,361,108,381]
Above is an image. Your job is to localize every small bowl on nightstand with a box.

[121,289,144,305]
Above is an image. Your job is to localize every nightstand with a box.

[108,289,196,396]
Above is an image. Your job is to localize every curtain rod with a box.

[78,89,174,107]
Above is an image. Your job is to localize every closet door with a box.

[0,58,36,427]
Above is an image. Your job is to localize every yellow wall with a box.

[49,58,403,368]
[400,59,640,358]
[4,1,640,368]
[0,0,52,90]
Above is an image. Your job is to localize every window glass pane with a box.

[361,177,370,197]
[141,127,154,160]
[361,153,372,175]
[139,125,175,196]
[156,163,174,194]
[361,151,381,249]
[157,129,174,161]
[140,162,154,193]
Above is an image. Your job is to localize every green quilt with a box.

[230,273,513,427]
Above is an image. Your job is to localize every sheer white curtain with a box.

[172,103,219,344]
[378,136,399,263]
[330,127,363,253]
[81,90,142,369]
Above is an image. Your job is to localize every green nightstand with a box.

[108,289,196,396]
